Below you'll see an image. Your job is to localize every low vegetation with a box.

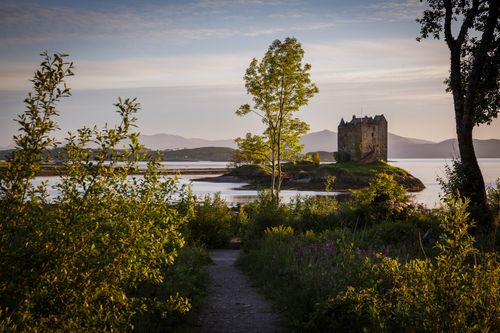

[238,174,499,332]
[0,53,210,332]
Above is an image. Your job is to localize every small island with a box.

[206,114,424,193]
[204,160,425,192]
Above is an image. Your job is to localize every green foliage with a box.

[233,133,271,166]
[236,37,318,196]
[325,176,336,192]
[281,160,408,177]
[187,194,233,249]
[264,225,294,239]
[487,179,500,221]
[132,245,211,332]
[311,152,320,166]
[345,173,412,227]
[438,158,469,198]
[329,161,408,177]
[240,195,499,332]
[417,0,499,229]
[0,53,200,332]
[438,159,496,233]
[240,190,290,243]
[239,228,378,330]
[290,195,338,232]
[320,198,500,332]
[417,0,499,126]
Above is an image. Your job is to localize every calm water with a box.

[389,159,500,207]
[33,159,500,207]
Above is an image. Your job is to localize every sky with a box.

[1,0,499,148]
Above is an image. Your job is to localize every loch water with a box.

[33,159,500,208]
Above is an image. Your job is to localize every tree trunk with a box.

[277,130,282,196]
[271,150,276,197]
[456,119,492,229]
[448,45,493,230]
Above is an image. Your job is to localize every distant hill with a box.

[139,133,236,150]
[300,130,500,158]
[389,138,500,158]
[1,130,499,160]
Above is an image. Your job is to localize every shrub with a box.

[132,245,211,332]
[487,179,500,222]
[241,190,291,242]
[312,152,321,165]
[188,193,233,248]
[315,198,500,332]
[239,227,379,330]
[438,158,470,199]
[0,53,193,332]
[342,173,413,227]
[290,195,338,232]
[264,225,294,239]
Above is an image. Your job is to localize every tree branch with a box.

[464,0,499,118]
[456,0,480,46]
[444,0,456,48]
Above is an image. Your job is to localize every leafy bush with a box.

[133,245,211,332]
[240,190,291,243]
[311,152,320,165]
[487,179,500,222]
[290,195,338,232]
[0,53,198,332]
[187,193,233,248]
[264,225,294,239]
[239,228,379,330]
[239,175,497,332]
[341,173,413,227]
[438,159,471,199]
[312,198,500,332]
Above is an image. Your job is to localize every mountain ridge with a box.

[137,130,500,158]
[1,131,498,159]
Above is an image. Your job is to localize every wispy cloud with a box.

[0,37,450,93]
[305,39,449,84]
[0,0,427,46]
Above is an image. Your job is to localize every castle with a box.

[337,115,387,163]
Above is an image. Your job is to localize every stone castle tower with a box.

[337,115,387,163]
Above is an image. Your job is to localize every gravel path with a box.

[199,249,283,333]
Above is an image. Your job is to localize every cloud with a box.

[364,0,427,21]
[0,0,428,46]
[0,0,326,45]
[304,38,449,85]
[0,53,253,90]
[0,38,450,92]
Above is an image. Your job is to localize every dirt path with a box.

[199,249,283,333]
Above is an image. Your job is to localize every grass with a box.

[283,160,409,177]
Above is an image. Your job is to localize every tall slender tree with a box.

[236,37,318,198]
[417,0,499,230]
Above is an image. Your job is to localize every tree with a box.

[312,152,321,166]
[236,37,318,197]
[417,0,499,230]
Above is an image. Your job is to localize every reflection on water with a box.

[32,159,500,207]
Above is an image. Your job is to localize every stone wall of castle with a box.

[337,115,387,163]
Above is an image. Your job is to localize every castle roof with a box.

[339,114,386,126]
